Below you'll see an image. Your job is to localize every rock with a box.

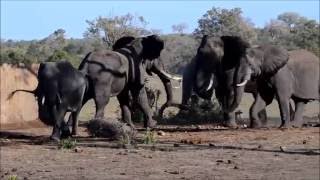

[280,146,286,152]
[209,143,216,147]
[74,147,83,153]
[302,140,307,144]
[227,160,232,164]
[173,143,180,147]
[216,160,224,163]
[243,124,247,128]
[11,168,17,172]
[234,166,239,169]
[157,131,166,136]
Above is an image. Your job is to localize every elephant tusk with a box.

[236,80,248,87]
[205,75,214,91]
[41,96,45,105]
[160,70,182,81]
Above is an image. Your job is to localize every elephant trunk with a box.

[224,66,252,113]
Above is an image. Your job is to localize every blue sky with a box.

[1,1,319,40]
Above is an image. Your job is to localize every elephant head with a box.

[125,35,164,61]
[194,35,252,112]
[195,35,290,113]
[113,36,182,108]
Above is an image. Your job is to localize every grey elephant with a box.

[78,35,164,128]
[245,48,319,128]
[8,61,88,141]
[112,36,182,110]
[194,35,319,128]
[169,36,266,127]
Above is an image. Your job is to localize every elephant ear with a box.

[141,35,164,60]
[112,36,135,50]
[220,36,250,69]
[246,45,289,76]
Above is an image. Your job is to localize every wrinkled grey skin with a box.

[181,52,267,124]
[195,35,319,128]
[246,48,320,128]
[191,35,268,127]
[112,36,181,110]
[8,61,87,141]
[78,35,164,129]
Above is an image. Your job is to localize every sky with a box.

[1,0,319,40]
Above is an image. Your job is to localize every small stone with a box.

[227,160,232,164]
[157,131,166,136]
[209,143,216,147]
[234,166,239,169]
[11,168,17,172]
[257,145,263,149]
[280,146,286,152]
[173,143,180,147]
[74,147,83,153]
[120,172,126,175]
[243,124,247,128]
[216,160,224,163]
[302,140,307,144]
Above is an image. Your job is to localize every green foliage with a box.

[258,12,319,56]
[194,7,257,42]
[143,129,156,144]
[7,175,18,180]
[161,34,199,74]
[59,138,77,149]
[84,13,153,49]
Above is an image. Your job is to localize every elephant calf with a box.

[9,61,88,141]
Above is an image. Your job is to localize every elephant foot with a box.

[61,127,72,138]
[279,122,291,129]
[224,120,238,129]
[50,135,61,142]
[290,120,304,128]
[250,120,263,129]
[144,119,157,129]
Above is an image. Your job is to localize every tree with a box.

[259,12,319,56]
[83,13,151,49]
[172,23,188,35]
[194,7,257,42]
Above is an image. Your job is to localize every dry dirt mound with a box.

[0,64,47,130]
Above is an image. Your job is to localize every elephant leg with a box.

[51,105,67,141]
[117,90,135,128]
[291,101,306,128]
[94,84,110,119]
[223,112,237,128]
[276,95,291,128]
[250,94,267,128]
[132,87,157,128]
[257,109,268,126]
[71,109,82,136]
[251,92,268,125]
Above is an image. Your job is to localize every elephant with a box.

[179,53,267,122]
[8,61,88,141]
[193,35,319,128]
[78,35,164,128]
[245,48,319,128]
[112,36,182,110]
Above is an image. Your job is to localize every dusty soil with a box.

[1,125,319,180]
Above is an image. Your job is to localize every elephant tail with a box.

[78,52,92,75]
[7,88,37,100]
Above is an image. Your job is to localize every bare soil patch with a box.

[1,125,319,180]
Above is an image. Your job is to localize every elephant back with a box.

[288,49,319,100]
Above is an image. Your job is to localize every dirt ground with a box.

[1,124,319,180]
